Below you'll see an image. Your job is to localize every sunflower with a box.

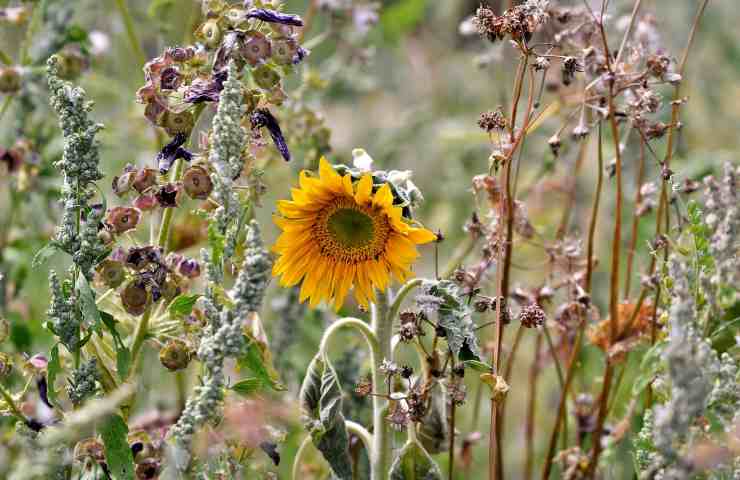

[272,157,436,311]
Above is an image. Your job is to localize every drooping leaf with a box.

[238,339,285,391]
[168,294,201,319]
[100,414,136,480]
[463,359,493,373]
[100,311,131,380]
[417,382,448,454]
[76,274,102,329]
[31,242,60,269]
[47,343,61,406]
[389,439,443,480]
[632,340,666,396]
[299,353,353,480]
[231,378,263,397]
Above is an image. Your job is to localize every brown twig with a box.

[624,136,646,298]
[524,334,543,479]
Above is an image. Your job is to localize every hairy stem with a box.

[371,292,392,480]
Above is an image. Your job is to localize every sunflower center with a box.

[313,196,391,263]
[327,209,374,248]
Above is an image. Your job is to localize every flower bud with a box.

[177,258,201,278]
[0,316,8,343]
[95,260,126,288]
[112,167,137,196]
[159,339,191,371]
[121,280,150,316]
[155,182,183,208]
[0,66,21,94]
[105,206,141,234]
[0,352,12,377]
[133,168,158,194]
[253,64,280,89]
[133,194,158,211]
[162,109,194,137]
[182,165,213,199]
[199,19,222,49]
[238,31,272,66]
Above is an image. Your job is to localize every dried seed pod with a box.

[239,31,272,66]
[182,165,213,199]
[135,459,161,479]
[96,260,126,288]
[155,182,183,208]
[73,437,106,464]
[159,339,191,371]
[159,66,182,91]
[105,206,141,234]
[519,304,546,328]
[199,19,222,49]
[121,280,151,316]
[133,194,158,211]
[271,37,299,65]
[133,168,158,194]
[112,167,137,196]
[0,66,22,93]
[162,110,194,137]
[224,7,248,28]
[253,64,280,90]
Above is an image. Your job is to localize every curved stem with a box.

[113,0,146,66]
[292,435,313,480]
[318,317,379,360]
[346,420,374,454]
[388,278,424,323]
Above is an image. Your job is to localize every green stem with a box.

[0,383,24,420]
[388,278,424,323]
[371,291,392,480]
[0,48,12,65]
[113,0,146,66]
[292,435,313,480]
[346,420,374,454]
[156,158,186,249]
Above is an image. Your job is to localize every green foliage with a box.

[389,439,442,480]
[100,414,135,480]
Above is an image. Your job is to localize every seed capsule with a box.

[238,31,271,66]
[133,194,158,211]
[159,339,191,371]
[177,258,201,278]
[105,206,141,234]
[162,110,194,137]
[199,19,222,49]
[121,280,150,317]
[73,437,106,464]
[253,64,280,89]
[182,165,213,200]
[271,37,299,65]
[112,167,137,196]
[155,182,183,208]
[96,260,126,288]
[0,66,21,93]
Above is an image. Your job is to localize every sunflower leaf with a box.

[299,353,353,480]
[416,280,481,360]
[389,439,443,480]
[100,414,136,480]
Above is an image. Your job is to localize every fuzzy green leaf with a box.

[389,439,443,480]
[76,274,101,329]
[100,311,130,379]
[299,353,353,480]
[100,414,135,480]
[31,242,60,269]
[231,378,263,397]
[418,280,481,360]
[168,294,201,319]
[238,340,285,391]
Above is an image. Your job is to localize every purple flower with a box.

[157,133,193,174]
[245,8,304,27]
[251,108,291,162]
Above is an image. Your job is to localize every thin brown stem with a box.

[524,334,543,479]
[624,136,646,298]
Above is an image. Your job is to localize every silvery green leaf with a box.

[389,439,443,480]
[417,382,448,454]
[418,280,481,359]
[299,353,354,479]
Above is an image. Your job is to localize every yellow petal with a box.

[318,157,343,194]
[407,227,437,244]
[372,183,393,209]
[355,174,373,205]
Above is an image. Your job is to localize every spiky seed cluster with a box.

[209,61,246,237]
[519,304,546,328]
[47,270,80,351]
[230,221,273,317]
[67,358,99,405]
[46,56,105,267]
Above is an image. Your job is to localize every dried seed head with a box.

[239,31,272,66]
[155,182,183,208]
[177,258,201,278]
[112,166,137,196]
[478,108,507,132]
[519,304,546,328]
[0,66,22,94]
[355,377,372,397]
[253,64,281,89]
[162,110,194,137]
[561,56,582,85]
[182,165,214,199]
[400,365,414,379]
[133,194,158,211]
[386,402,410,431]
[73,437,106,464]
[95,259,126,288]
[105,206,141,234]
[133,168,158,194]
[533,56,551,71]
[121,280,150,316]
[159,339,192,371]
[199,19,222,49]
